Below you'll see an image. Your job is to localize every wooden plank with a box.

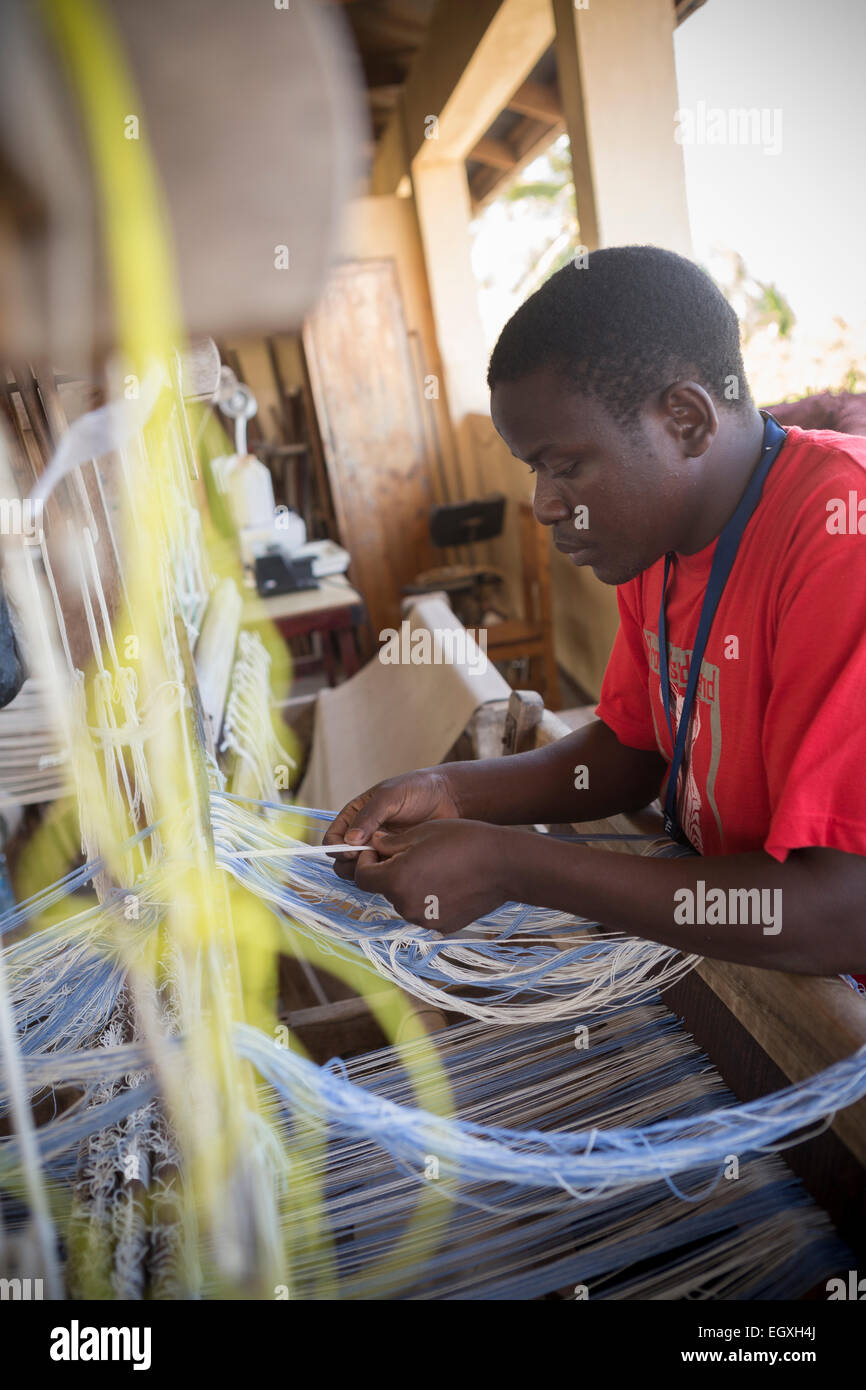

[468,699,509,760]
[469,136,517,171]
[666,967,866,1258]
[296,337,339,541]
[302,258,436,638]
[10,364,54,460]
[470,116,566,206]
[404,0,554,167]
[283,987,449,1065]
[551,0,600,250]
[503,688,543,755]
[195,578,242,752]
[507,78,562,123]
[284,990,447,1035]
[534,705,573,748]
[695,960,866,1168]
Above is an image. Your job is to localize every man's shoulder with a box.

[775,423,866,488]
[761,425,866,537]
[759,427,866,608]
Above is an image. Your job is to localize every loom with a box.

[0,0,864,1304]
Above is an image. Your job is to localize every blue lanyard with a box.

[658,412,787,845]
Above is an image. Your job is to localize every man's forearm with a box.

[442,718,667,827]
[497,830,866,974]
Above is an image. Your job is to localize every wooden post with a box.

[411,160,489,500]
[552,0,692,253]
[503,689,544,755]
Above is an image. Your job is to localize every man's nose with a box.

[532,475,572,528]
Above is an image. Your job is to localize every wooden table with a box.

[243,574,366,684]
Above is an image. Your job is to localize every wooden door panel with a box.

[303,259,434,640]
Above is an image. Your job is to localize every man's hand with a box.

[323,769,462,880]
[354,819,512,934]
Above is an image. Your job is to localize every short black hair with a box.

[487,245,751,424]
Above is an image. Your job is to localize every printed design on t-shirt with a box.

[643,628,724,851]
[672,686,704,852]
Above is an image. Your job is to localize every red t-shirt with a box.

[596,425,866,974]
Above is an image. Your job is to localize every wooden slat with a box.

[297,338,339,541]
[469,117,565,208]
[507,78,562,123]
[665,966,866,1256]
[302,258,436,639]
[695,961,866,1167]
[469,136,517,171]
[195,578,242,752]
[282,987,449,1064]
[503,689,544,755]
[467,700,509,760]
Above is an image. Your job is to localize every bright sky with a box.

[472,0,866,373]
[674,0,866,331]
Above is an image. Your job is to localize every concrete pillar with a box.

[553,0,692,253]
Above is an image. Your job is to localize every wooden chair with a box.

[483,501,561,710]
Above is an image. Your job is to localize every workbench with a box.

[243,572,366,684]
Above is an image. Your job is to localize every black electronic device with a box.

[254,550,319,596]
[428,494,506,548]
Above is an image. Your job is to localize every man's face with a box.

[491,367,695,586]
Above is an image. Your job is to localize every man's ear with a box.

[660,381,718,457]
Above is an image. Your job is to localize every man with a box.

[325,246,866,977]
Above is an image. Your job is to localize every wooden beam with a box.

[368,84,403,103]
[553,0,691,252]
[469,165,505,203]
[503,689,544,755]
[675,0,708,23]
[551,0,599,250]
[506,77,561,123]
[695,960,866,1170]
[361,54,411,89]
[510,113,560,161]
[469,135,517,171]
[390,0,554,170]
[469,116,565,208]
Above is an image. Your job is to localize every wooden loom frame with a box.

[3,353,864,1280]
[285,686,866,1273]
